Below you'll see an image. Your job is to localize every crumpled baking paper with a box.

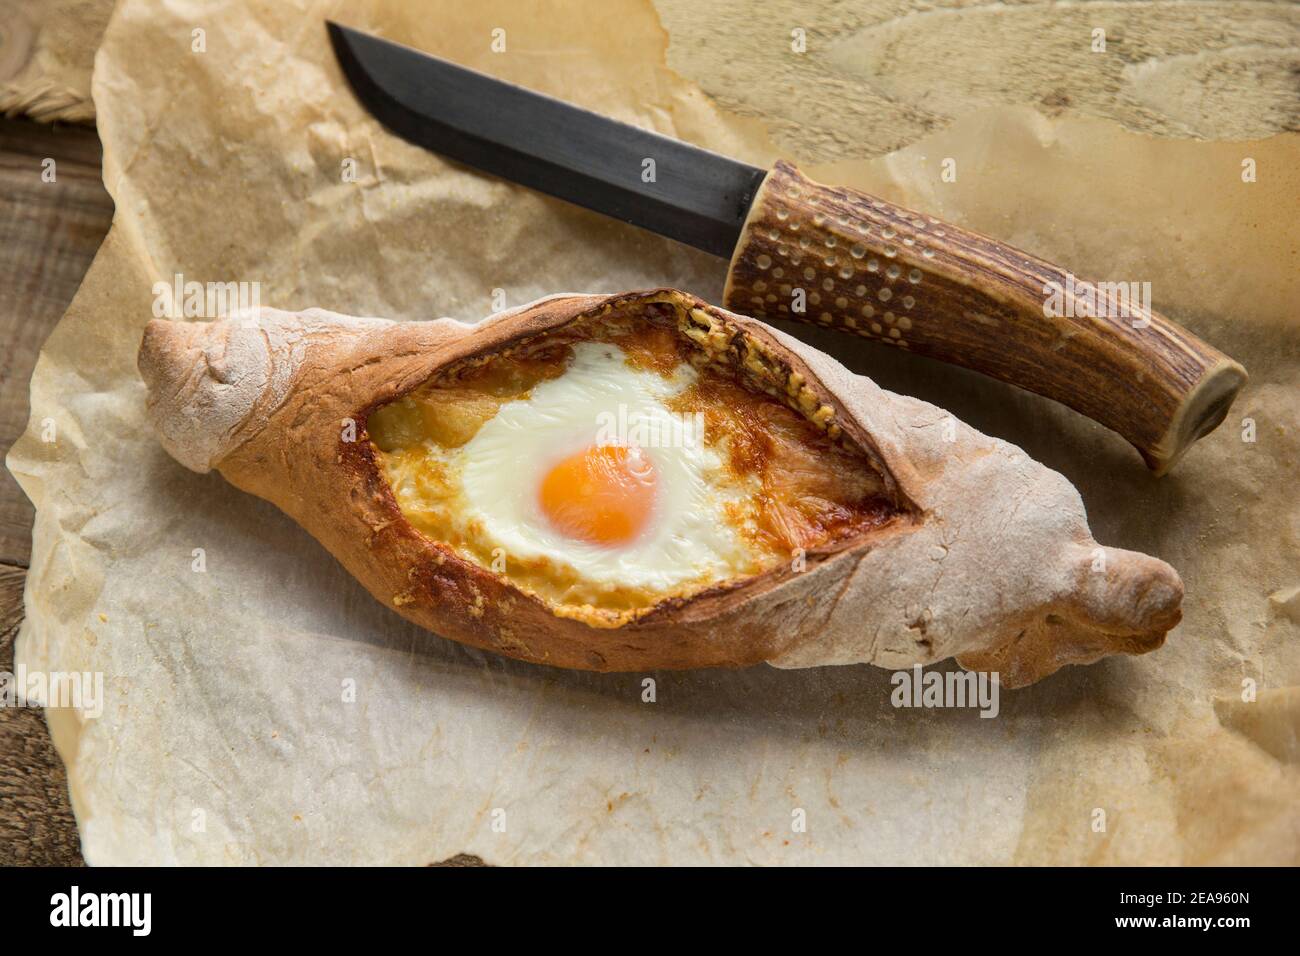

[0,0,111,122]
[6,0,1298,864]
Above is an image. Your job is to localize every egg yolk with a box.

[538,444,657,547]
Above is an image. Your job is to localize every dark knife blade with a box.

[326,21,767,258]
[325,21,1246,473]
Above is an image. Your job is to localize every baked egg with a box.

[368,305,897,626]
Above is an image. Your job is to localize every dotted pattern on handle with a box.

[725,166,946,353]
[723,161,1247,470]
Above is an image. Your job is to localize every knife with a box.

[326,21,1246,474]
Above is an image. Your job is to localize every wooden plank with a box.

[655,0,1300,160]
[0,561,84,865]
[0,116,112,866]
[2,0,1295,866]
[0,118,113,567]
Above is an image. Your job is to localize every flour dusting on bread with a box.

[138,290,1182,685]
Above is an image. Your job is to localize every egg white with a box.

[454,342,757,592]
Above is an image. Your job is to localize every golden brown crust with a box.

[138,290,1184,684]
[230,291,913,670]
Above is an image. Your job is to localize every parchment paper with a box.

[6,0,1297,864]
[0,0,111,121]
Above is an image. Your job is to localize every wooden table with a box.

[0,117,113,864]
[2,0,1294,864]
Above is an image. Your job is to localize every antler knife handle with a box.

[724,161,1246,474]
